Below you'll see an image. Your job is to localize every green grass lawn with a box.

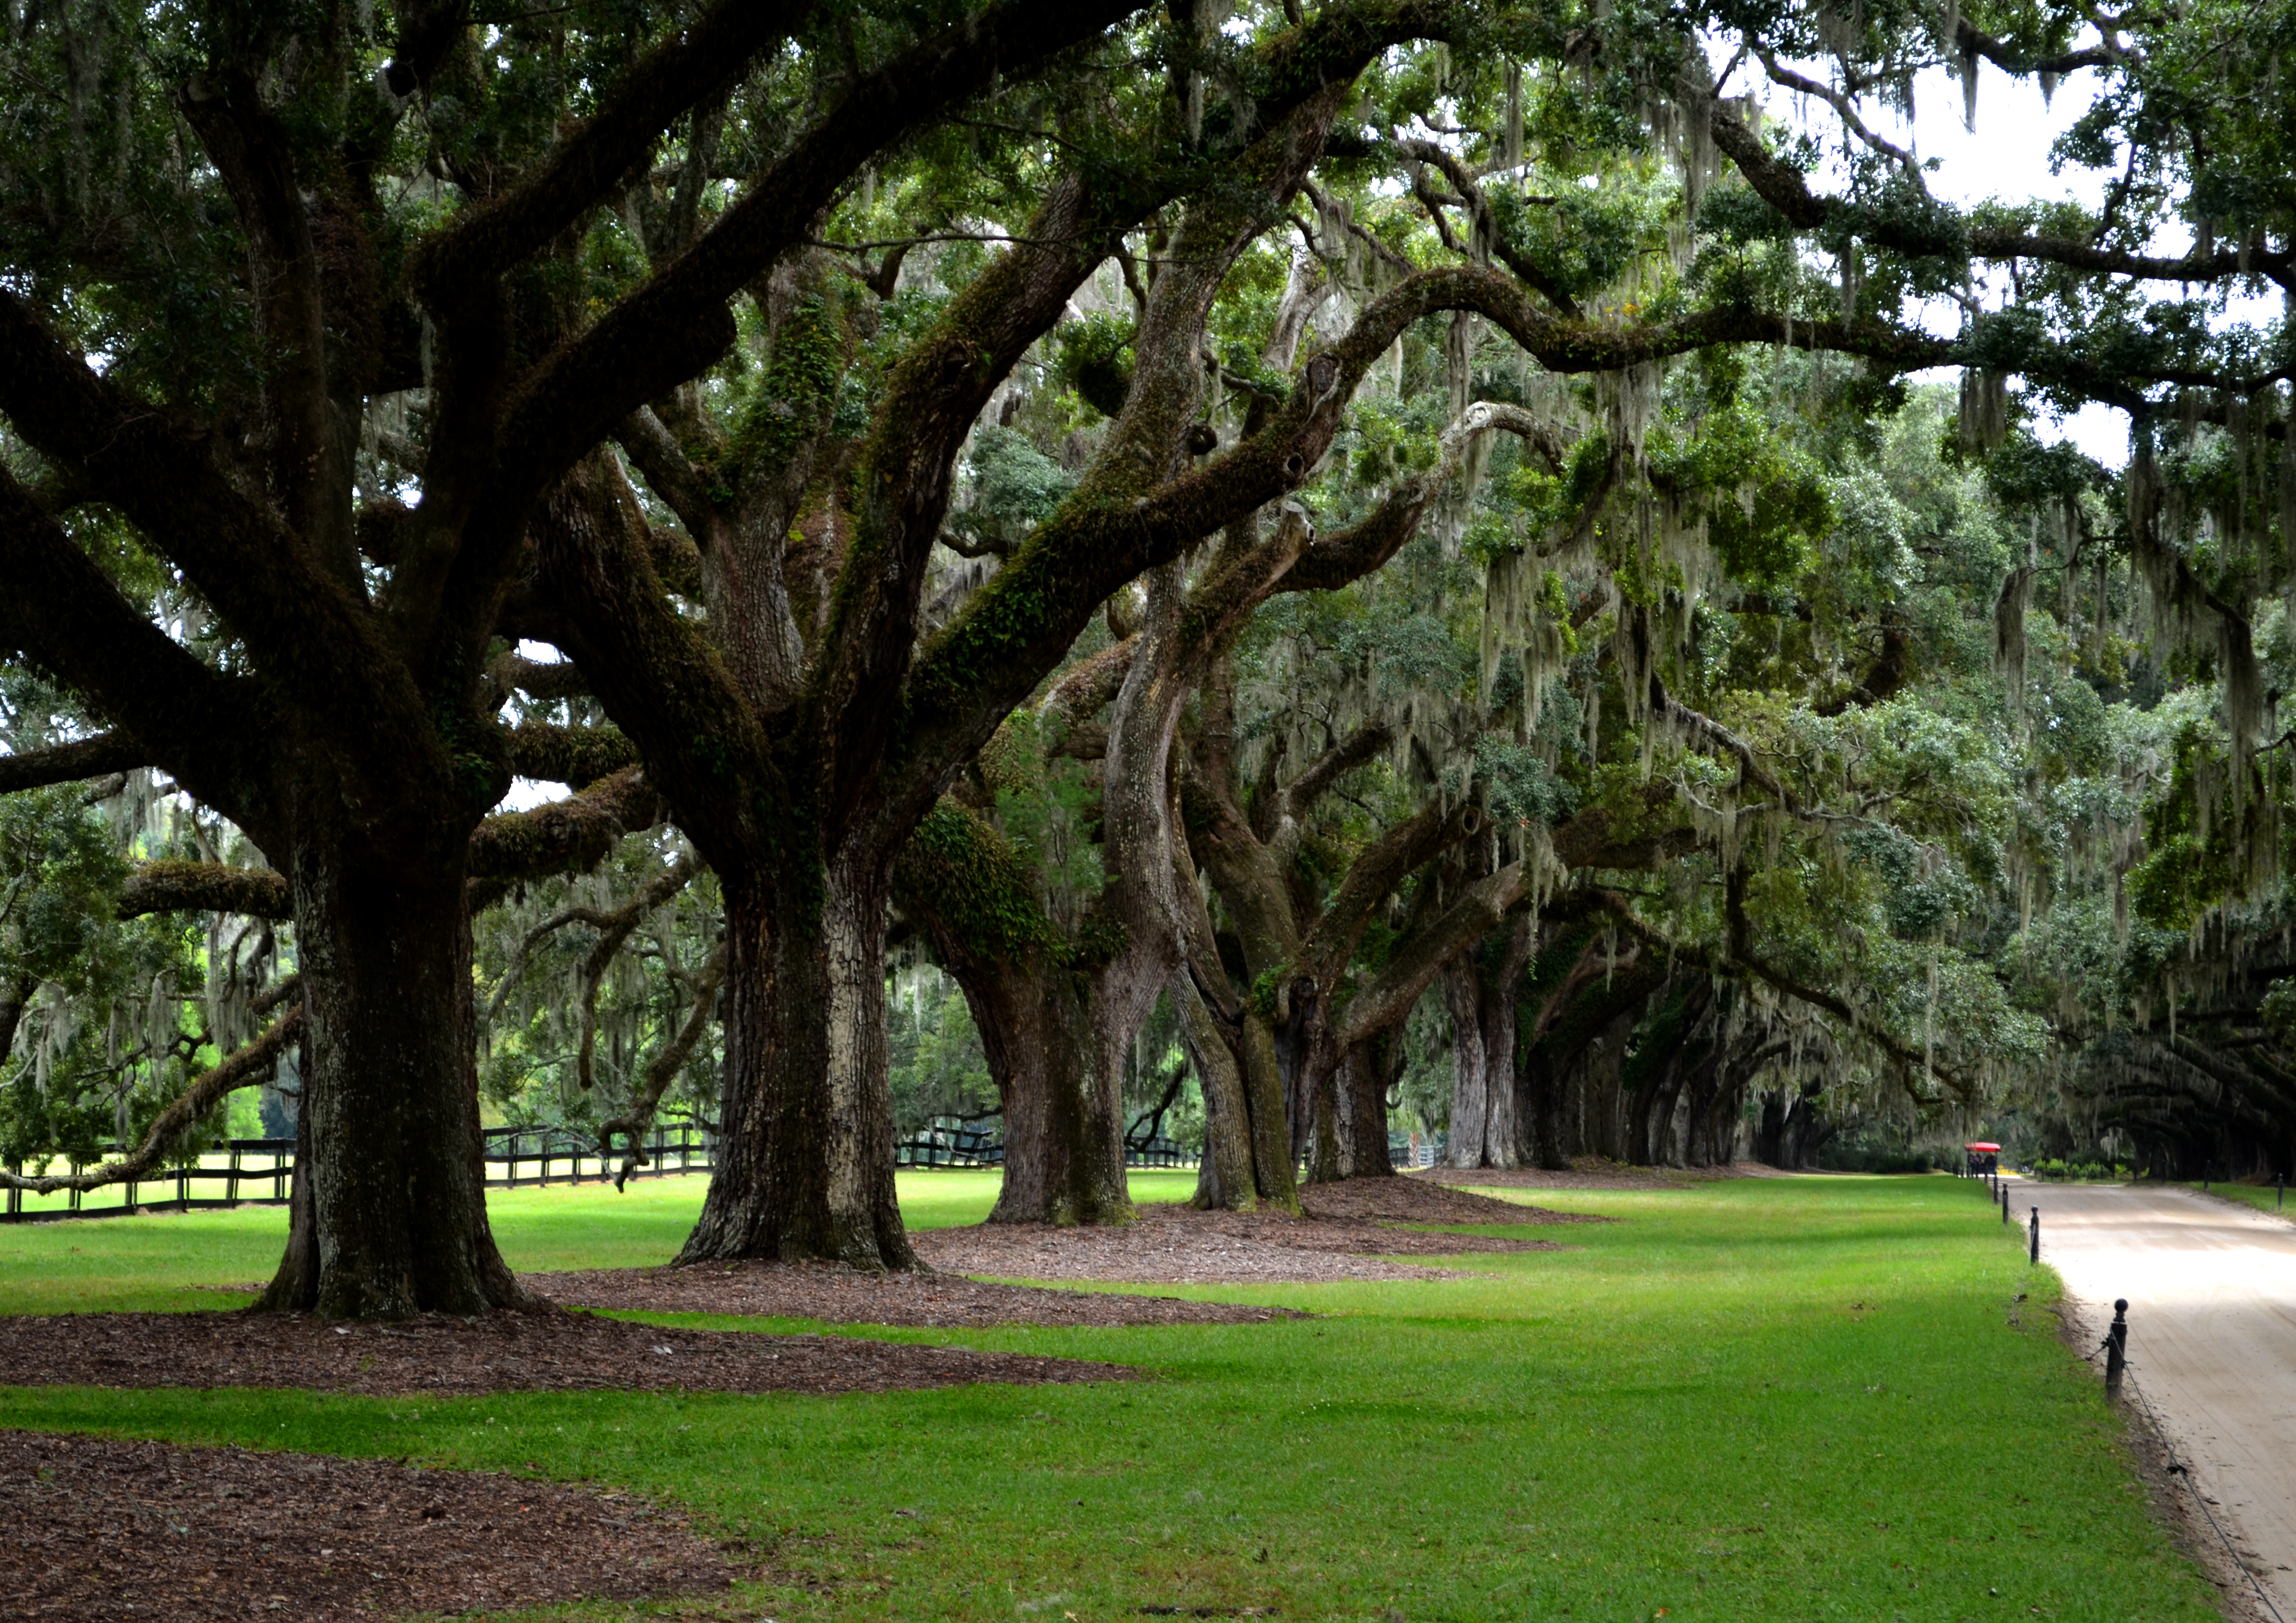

[2174,1177,2296,1221]
[0,1170,2216,1622]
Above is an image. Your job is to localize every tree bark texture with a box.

[1441,915,1530,1170]
[975,960,1128,1226]
[678,863,914,1267]
[260,825,521,1317]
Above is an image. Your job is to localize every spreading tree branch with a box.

[0,734,148,795]
[119,863,293,921]
[0,1005,304,1194]
[599,941,729,1187]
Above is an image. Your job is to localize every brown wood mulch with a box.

[1410,1158,1751,1191]
[908,1176,1598,1286]
[529,1260,1310,1327]
[0,1305,1132,1399]
[0,1428,733,1621]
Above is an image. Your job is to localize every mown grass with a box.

[2174,1177,2295,1222]
[0,1170,2218,1621]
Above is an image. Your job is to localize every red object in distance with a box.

[1963,1142,2002,1153]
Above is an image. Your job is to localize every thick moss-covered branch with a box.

[0,294,459,836]
[893,799,1064,965]
[467,765,666,885]
[489,652,593,705]
[1335,861,1529,1051]
[505,722,642,787]
[0,733,146,794]
[0,466,274,839]
[536,456,784,875]
[119,862,293,921]
[1302,801,1481,983]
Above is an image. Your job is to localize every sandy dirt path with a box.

[2026,1180,2296,1617]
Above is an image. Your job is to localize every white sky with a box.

[1748,48,2281,469]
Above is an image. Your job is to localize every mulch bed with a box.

[1298,1175,1598,1225]
[1411,1158,1750,1191]
[909,1176,1597,1285]
[531,1261,1309,1328]
[0,1429,732,1620]
[0,1306,1132,1399]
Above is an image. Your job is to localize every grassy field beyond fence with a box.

[0,1171,2220,1621]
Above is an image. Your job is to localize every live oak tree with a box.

[3,0,2292,1300]
[0,0,1139,1311]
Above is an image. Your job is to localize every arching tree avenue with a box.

[0,0,2292,1316]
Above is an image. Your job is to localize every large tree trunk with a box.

[260,824,520,1318]
[949,949,1129,1226]
[1179,983,1300,1212]
[678,855,915,1267]
[1442,920,1529,1170]
[1443,960,1492,1170]
[1328,1038,1397,1178]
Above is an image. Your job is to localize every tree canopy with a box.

[0,0,2291,1311]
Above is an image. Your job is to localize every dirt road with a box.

[2027,1180,2296,1617]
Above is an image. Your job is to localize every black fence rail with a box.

[3,1137,297,1222]
[892,1120,1204,1170]
[483,1120,717,1187]
[6,1117,1211,1222]
[1,1120,722,1221]
[894,1119,1004,1168]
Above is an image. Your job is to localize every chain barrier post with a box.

[2029,1206,2040,1264]
[2001,1182,2010,1223]
[2105,1298,2128,1398]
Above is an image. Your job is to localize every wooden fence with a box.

[1,1119,718,1222]
[889,1118,1202,1170]
[483,1119,716,1187]
[4,1116,1213,1222]
[3,1137,298,1222]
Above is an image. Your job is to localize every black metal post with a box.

[2105,1298,2127,1396]
[2029,1206,2040,1263]
[2001,1182,2010,1223]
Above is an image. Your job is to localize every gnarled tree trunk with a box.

[1442,916,1530,1170]
[260,819,520,1317]
[678,857,914,1267]
[931,937,1129,1227]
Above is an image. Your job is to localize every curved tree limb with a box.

[119,862,294,921]
[1334,860,1528,1051]
[599,940,730,1187]
[0,465,275,842]
[0,1005,304,1195]
[485,853,700,1027]
[467,766,668,888]
[415,1,816,300]
[0,734,148,795]
[505,723,643,788]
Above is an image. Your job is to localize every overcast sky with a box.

[1748,46,2278,470]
